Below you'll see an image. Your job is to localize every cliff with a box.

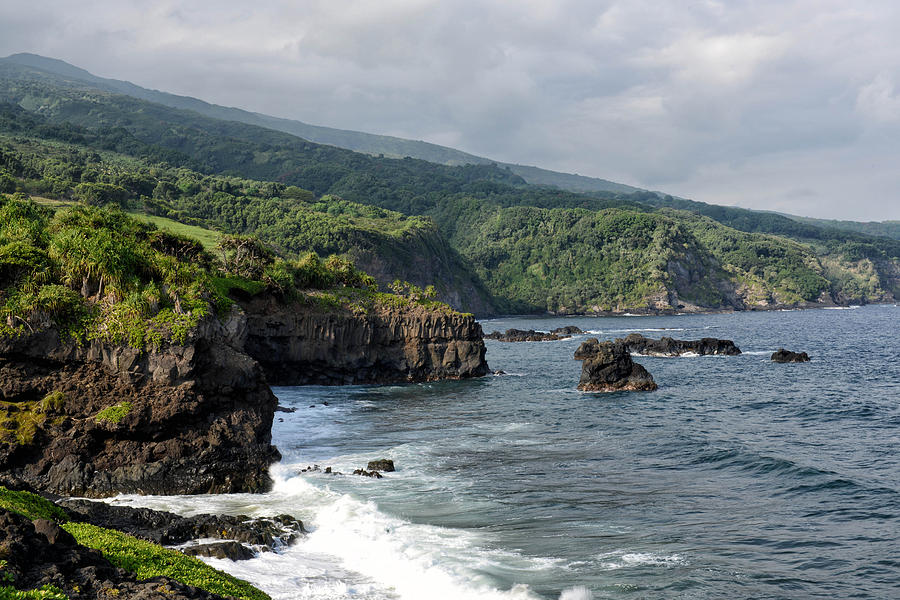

[0,316,280,498]
[238,296,489,385]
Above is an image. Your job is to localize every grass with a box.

[0,486,68,521]
[62,523,270,600]
[95,402,132,425]
[0,585,68,599]
[125,212,223,251]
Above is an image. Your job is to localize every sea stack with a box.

[574,338,657,392]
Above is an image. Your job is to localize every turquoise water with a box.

[111,305,900,599]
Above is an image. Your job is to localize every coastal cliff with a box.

[238,296,489,385]
[0,317,280,498]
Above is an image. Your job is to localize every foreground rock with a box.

[485,326,583,342]
[59,498,304,557]
[618,333,741,356]
[0,508,227,599]
[574,339,657,392]
[240,297,490,385]
[0,316,279,498]
[771,348,810,363]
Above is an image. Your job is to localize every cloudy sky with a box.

[2,0,899,220]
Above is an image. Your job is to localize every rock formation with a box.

[771,348,810,363]
[0,508,228,599]
[0,317,279,498]
[574,338,657,392]
[239,297,489,385]
[618,333,741,356]
[485,326,582,342]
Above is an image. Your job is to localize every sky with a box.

[1,0,899,220]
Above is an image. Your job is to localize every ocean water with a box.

[108,305,900,599]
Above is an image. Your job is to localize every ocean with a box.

[107,304,900,599]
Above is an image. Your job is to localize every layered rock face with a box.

[619,333,741,356]
[239,298,489,385]
[0,318,279,497]
[574,338,657,392]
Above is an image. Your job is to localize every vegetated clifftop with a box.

[238,295,489,385]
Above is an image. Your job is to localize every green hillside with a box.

[0,59,897,315]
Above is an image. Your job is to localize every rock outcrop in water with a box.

[574,338,657,392]
[239,297,489,385]
[484,326,583,342]
[0,317,279,498]
[618,333,741,356]
[771,348,810,363]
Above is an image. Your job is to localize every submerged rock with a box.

[574,338,657,392]
[618,333,741,356]
[771,348,810,363]
[353,469,384,478]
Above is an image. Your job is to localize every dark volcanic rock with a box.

[485,327,578,342]
[0,508,226,599]
[240,297,489,385]
[367,459,395,472]
[353,469,384,478]
[618,333,741,356]
[0,316,279,498]
[58,498,304,550]
[771,348,810,363]
[551,326,584,336]
[182,541,256,561]
[574,338,657,392]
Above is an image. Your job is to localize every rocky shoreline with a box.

[0,296,489,499]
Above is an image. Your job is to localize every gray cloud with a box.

[1,0,899,220]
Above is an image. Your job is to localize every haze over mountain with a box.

[1,53,639,196]
[1,1,899,220]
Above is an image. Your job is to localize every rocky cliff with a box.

[238,297,490,385]
[0,298,490,497]
[0,316,280,498]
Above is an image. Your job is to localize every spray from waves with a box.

[559,587,593,600]
[109,466,564,600]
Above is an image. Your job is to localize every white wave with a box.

[107,469,558,600]
[823,305,860,310]
[559,586,593,600]
[595,551,686,571]
[741,350,775,356]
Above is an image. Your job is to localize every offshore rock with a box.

[619,333,741,356]
[367,459,395,472]
[240,297,489,385]
[771,348,810,363]
[0,508,227,599]
[485,327,580,342]
[574,338,657,392]
[0,316,279,498]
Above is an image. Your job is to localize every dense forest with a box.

[0,60,898,315]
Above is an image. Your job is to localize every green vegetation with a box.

[62,523,269,600]
[95,402,132,424]
[0,486,267,600]
[0,486,68,521]
[0,62,897,314]
[0,584,68,600]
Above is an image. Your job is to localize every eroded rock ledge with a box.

[238,297,489,385]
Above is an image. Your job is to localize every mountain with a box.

[0,53,639,195]
[0,54,898,314]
